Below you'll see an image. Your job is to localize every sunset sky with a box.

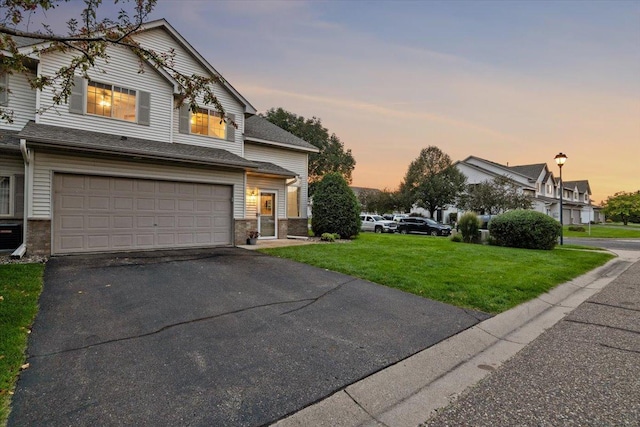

[24,1,640,203]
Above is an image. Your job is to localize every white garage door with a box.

[53,174,232,254]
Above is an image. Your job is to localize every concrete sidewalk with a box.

[273,249,640,427]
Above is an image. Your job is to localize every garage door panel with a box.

[54,174,232,254]
[88,196,109,210]
[137,198,155,210]
[88,177,110,191]
[61,195,84,209]
[88,216,110,229]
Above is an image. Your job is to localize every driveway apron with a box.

[9,248,490,426]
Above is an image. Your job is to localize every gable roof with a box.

[18,121,257,170]
[138,20,256,115]
[457,156,537,185]
[244,115,318,152]
[13,19,256,114]
[564,180,592,194]
[508,163,547,180]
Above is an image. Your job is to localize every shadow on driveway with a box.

[9,247,490,426]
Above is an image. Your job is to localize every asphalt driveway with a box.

[9,247,490,426]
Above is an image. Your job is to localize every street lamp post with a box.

[555,153,567,245]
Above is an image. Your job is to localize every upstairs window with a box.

[179,104,235,142]
[70,76,150,125]
[190,108,226,139]
[87,81,136,122]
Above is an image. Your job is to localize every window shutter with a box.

[14,175,24,218]
[69,76,85,114]
[226,113,235,142]
[137,91,150,126]
[0,74,8,106]
[178,104,190,134]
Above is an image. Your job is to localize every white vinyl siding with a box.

[30,152,244,219]
[36,45,172,142]
[244,143,309,218]
[0,72,37,131]
[134,29,245,156]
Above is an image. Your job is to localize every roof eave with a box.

[25,138,255,170]
[244,136,319,153]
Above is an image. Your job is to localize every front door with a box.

[259,192,276,238]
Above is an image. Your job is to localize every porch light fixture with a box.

[555,152,567,245]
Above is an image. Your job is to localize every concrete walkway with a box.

[272,249,640,426]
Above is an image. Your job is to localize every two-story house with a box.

[443,156,597,224]
[0,19,317,256]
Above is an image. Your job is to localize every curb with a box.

[272,250,638,427]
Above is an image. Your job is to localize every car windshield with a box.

[426,219,438,225]
[372,215,385,221]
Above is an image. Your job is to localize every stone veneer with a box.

[286,218,309,237]
[234,219,258,245]
[27,219,51,256]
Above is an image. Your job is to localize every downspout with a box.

[12,139,31,258]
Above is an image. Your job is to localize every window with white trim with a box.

[190,108,226,139]
[287,186,300,217]
[87,81,137,122]
[0,176,12,216]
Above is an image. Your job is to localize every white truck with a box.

[360,214,398,233]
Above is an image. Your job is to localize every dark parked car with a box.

[396,217,452,236]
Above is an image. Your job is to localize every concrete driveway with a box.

[9,247,490,426]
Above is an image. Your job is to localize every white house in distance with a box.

[0,19,317,256]
[441,156,601,224]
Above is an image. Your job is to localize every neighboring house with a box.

[0,19,317,256]
[442,156,597,225]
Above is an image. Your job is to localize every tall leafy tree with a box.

[458,176,533,214]
[399,146,466,219]
[603,191,640,225]
[262,108,356,195]
[0,0,230,123]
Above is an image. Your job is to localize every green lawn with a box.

[261,233,613,314]
[564,224,640,238]
[0,263,44,426]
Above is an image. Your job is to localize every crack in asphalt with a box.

[586,300,640,313]
[564,318,640,335]
[29,279,354,359]
[598,343,640,355]
[279,278,358,315]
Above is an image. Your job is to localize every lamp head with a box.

[555,152,567,167]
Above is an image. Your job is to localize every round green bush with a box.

[458,211,481,243]
[311,173,361,238]
[489,210,561,250]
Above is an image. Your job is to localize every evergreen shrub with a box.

[311,173,360,238]
[489,210,561,250]
[458,212,481,243]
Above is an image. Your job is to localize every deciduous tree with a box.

[262,108,356,195]
[603,191,640,225]
[399,146,466,219]
[458,176,533,214]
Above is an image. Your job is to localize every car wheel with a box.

[375,226,382,233]
[400,229,408,235]
[431,230,438,236]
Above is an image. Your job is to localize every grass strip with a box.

[261,233,613,314]
[564,224,640,238]
[0,263,45,425]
